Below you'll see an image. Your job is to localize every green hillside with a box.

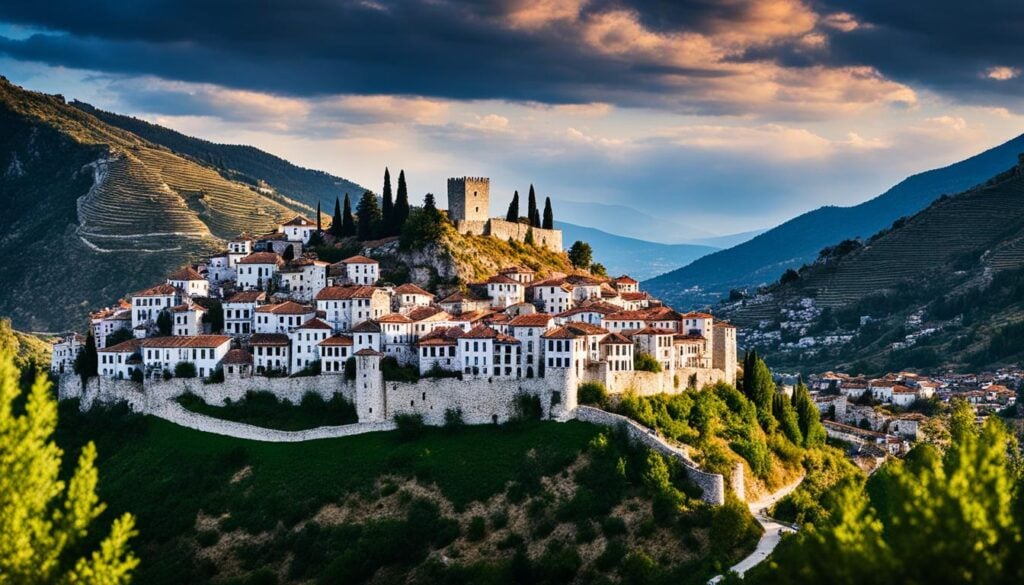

[57,405,758,585]
[645,133,1024,308]
[726,157,1024,372]
[0,78,313,331]
[73,101,367,210]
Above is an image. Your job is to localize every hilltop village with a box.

[53,177,739,429]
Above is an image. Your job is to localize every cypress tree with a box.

[381,168,394,236]
[506,190,520,222]
[342,193,356,237]
[316,200,322,233]
[424,192,437,213]
[527,185,539,227]
[394,170,410,230]
[331,196,343,237]
[357,190,382,241]
[542,196,553,229]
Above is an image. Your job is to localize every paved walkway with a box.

[709,473,805,583]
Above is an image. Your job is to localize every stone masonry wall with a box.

[486,219,563,252]
[573,406,735,505]
[597,367,729,397]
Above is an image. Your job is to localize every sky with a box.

[1,0,1023,241]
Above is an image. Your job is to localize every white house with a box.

[254,301,316,334]
[279,215,318,243]
[236,252,284,291]
[228,234,254,256]
[498,266,535,285]
[407,306,451,342]
[486,275,525,308]
[90,306,131,349]
[97,338,143,379]
[223,291,266,336]
[352,320,382,353]
[438,291,491,315]
[205,254,234,284]
[541,326,588,377]
[171,303,206,337]
[509,313,553,379]
[631,327,675,372]
[416,327,462,375]
[277,258,329,302]
[289,317,332,372]
[339,255,379,286]
[167,266,209,298]
[394,283,434,313]
[565,276,603,303]
[458,325,520,378]
[222,348,253,379]
[600,333,634,372]
[141,335,232,379]
[51,334,85,374]
[316,285,391,333]
[249,334,290,375]
[378,313,416,365]
[319,334,354,374]
[674,335,709,368]
[530,279,574,315]
[612,275,639,294]
[131,283,180,330]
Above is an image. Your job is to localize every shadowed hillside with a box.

[645,133,1024,308]
[0,77,313,331]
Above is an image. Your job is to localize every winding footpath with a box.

[709,473,806,583]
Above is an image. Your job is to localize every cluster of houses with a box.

[52,215,738,389]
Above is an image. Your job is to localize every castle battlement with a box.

[447,176,563,252]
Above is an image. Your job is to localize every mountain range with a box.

[644,133,1024,308]
[556,222,718,280]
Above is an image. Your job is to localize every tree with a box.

[156,311,171,337]
[341,193,356,237]
[282,244,295,262]
[791,380,826,447]
[0,350,139,583]
[394,170,410,232]
[773,392,803,445]
[506,190,520,222]
[524,227,535,246]
[174,361,197,378]
[105,329,134,348]
[590,262,607,277]
[542,196,553,229]
[381,167,394,236]
[357,190,381,241]
[423,192,438,213]
[201,300,224,334]
[780,268,800,284]
[316,200,322,233]
[74,333,98,386]
[634,351,662,373]
[527,185,539,227]
[330,196,343,237]
[568,240,593,269]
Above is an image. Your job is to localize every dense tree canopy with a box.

[506,190,520,222]
[568,240,593,269]
[357,190,382,241]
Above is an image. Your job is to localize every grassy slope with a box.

[57,403,758,585]
[176,391,358,431]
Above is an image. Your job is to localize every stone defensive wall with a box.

[583,366,730,397]
[573,405,740,506]
[486,219,563,252]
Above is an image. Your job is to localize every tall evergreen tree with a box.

[342,193,356,237]
[331,196,343,237]
[357,190,382,241]
[316,200,322,233]
[542,197,554,229]
[381,168,394,236]
[394,170,410,231]
[506,190,520,222]
[423,192,437,213]
[527,185,539,227]
[791,380,826,447]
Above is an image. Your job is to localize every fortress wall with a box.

[573,405,733,505]
[486,219,563,252]
[603,368,729,396]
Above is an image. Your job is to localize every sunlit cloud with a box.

[985,66,1020,81]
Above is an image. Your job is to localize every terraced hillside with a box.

[726,157,1024,371]
[73,100,366,209]
[0,77,309,331]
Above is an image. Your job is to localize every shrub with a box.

[162,369,172,381]
[292,360,321,377]
[512,393,544,422]
[174,361,197,378]
[634,351,662,373]
[394,413,425,440]
[489,510,509,530]
[204,365,224,384]
[344,356,356,380]
[578,382,609,407]
[129,369,144,383]
[466,516,487,542]
[443,407,464,430]
[425,362,461,379]
[382,356,419,382]
[601,516,627,538]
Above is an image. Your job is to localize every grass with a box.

[176,391,358,431]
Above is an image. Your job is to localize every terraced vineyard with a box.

[0,77,314,330]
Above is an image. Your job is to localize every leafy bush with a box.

[443,408,464,430]
[633,351,662,373]
[174,361,197,378]
[578,382,609,407]
[466,516,487,542]
[424,362,461,379]
[512,393,544,422]
[382,357,419,382]
[344,356,356,380]
[204,365,224,384]
[394,413,425,440]
[129,369,144,383]
[292,360,321,377]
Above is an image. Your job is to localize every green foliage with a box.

[590,262,608,277]
[156,310,172,336]
[399,205,445,251]
[344,356,356,380]
[176,391,357,431]
[394,170,410,233]
[130,368,145,383]
[0,350,138,583]
[203,365,224,384]
[466,515,487,542]
[756,417,1024,585]
[381,167,394,236]
[342,193,356,237]
[292,359,321,377]
[173,361,198,378]
[633,351,662,373]
[356,190,381,241]
[770,446,862,526]
[106,328,135,348]
[577,382,609,407]
[772,392,803,446]
[567,240,593,269]
[394,413,426,440]
[506,190,520,222]
[381,356,419,382]
[443,408,464,429]
[542,197,554,230]
[527,185,539,227]
[512,393,544,422]
[710,497,763,561]
[779,268,800,284]
[524,227,535,246]
[791,381,826,447]
[74,333,98,385]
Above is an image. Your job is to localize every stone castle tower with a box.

[447,177,490,224]
[712,323,737,386]
[445,176,563,252]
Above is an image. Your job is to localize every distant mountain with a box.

[644,133,1024,308]
[557,222,718,280]
[724,156,1024,372]
[554,200,717,243]
[0,78,314,331]
[688,229,766,249]
[72,101,367,209]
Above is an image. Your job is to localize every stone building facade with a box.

[447,177,563,253]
